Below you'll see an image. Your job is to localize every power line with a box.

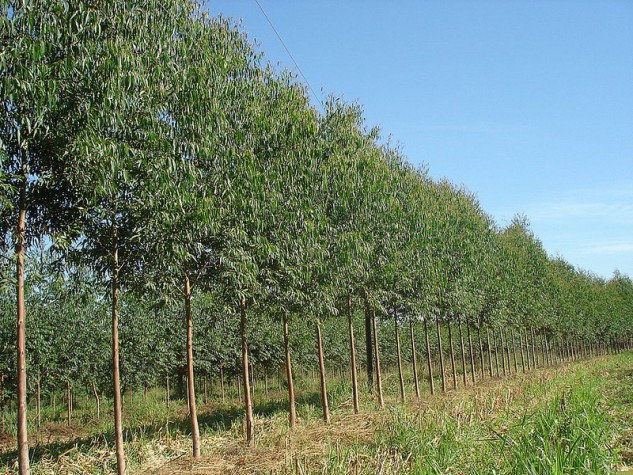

[253,0,324,113]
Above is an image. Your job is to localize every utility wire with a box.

[253,0,324,112]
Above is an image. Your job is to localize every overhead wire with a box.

[253,0,325,113]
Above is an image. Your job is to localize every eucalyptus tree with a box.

[498,216,550,370]
[0,1,111,469]
[63,1,197,470]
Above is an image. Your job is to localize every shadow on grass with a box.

[0,389,323,468]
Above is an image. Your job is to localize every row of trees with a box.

[2,1,632,474]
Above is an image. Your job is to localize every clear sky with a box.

[207,0,633,279]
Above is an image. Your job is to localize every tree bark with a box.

[458,320,468,386]
[239,296,254,446]
[316,320,330,423]
[16,159,29,475]
[347,294,359,413]
[436,319,446,393]
[493,329,500,377]
[511,330,519,374]
[371,307,384,407]
[447,321,457,389]
[424,319,434,395]
[477,324,485,379]
[364,295,373,394]
[185,272,201,458]
[520,330,527,372]
[283,313,296,428]
[93,381,100,419]
[36,371,41,428]
[394,310,405,403]
[410,319,420,399]
[220,367,225,403]
[499,329,507,376]
[486,327,494,378]
[66,380,72,427]
[466,319,476,385]
[111,223,125,475]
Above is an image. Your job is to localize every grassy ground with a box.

[1,352,632,474]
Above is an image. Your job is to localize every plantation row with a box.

[1,1,633,474]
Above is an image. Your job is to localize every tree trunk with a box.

[499,329,507,376]
[371,308,384,407]
[477,324,485,379]
[66,380,72,427]
[36,371,41,428]
[493,329,500,377]
[531,328,537,368]
[364,295,373,394]
[458,320,468,386]
[185,272,201,458]
[16,160,29,475]
[220,367,225,403]
[447,321,457,389]
[239,296,254,446]
[315,320,330,423]
[424,319,434,395]
[166,376,170,408]
[520,330,527,372]
[283,313,296,428]
[466,320,476,384]
[486,327,494,378]
[436,319,446,393]
[410,319,420,399]
[111,223,126,475]
[511,330,519,373]
[93,381,100,419]
[347,294,359,413]
[394,311,405,403]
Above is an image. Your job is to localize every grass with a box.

[1,352,632,474]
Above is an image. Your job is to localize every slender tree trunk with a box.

[458,320,468,386]
[486,327,494,378]
[93,381,100,419]
[184,272,201,458]
[493,329,500,377]
[111,224,125,475]
[372,308,384,407]
[524,330,532,370]
[466,319,476,385]
[16,160,29,475]
[511,331,519,374]
[66,380,72,427]
[394,311,405,403]
[1,374,5,433]
[239,297,254,446]
[499,329,507,376]
[166,376,170,408]
[531,328,537,368]
[436,319,446,393]
[220,367,225,403]
[477,324,485,379]
[424,319,434,395]
[347,294,359,413]
[520,330,527,371]
[540,333,547,366]
[447,321,457,389]
[283,313,296,428]
[36,371,41,428]
[364,296,373,394]
[315,320,330,423]
[410,319,420,399]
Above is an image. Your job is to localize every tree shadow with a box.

[0,388,324,467]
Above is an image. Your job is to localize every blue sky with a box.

[208,1,633,279]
